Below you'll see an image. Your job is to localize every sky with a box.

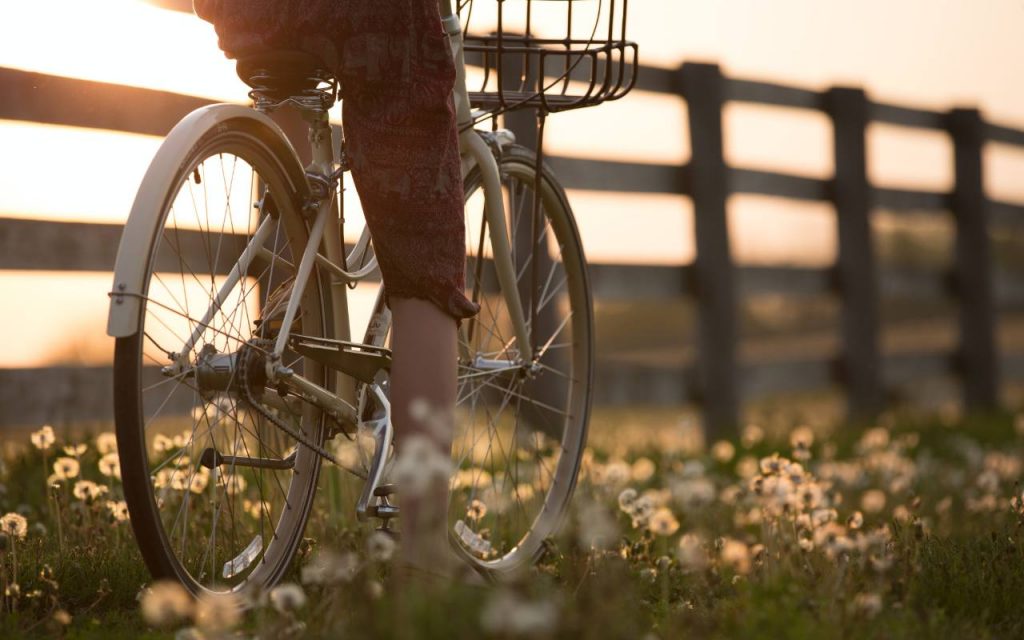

[1,0,1023,367]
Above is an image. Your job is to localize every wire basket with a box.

[459,0,638,118]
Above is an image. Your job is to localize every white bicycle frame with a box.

[105,0,534,513]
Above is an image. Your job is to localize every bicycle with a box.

[107,0,635,594]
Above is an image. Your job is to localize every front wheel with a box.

[450,144,594,577]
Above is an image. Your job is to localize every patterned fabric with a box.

[194,0,481,324]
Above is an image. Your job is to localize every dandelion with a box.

[789,425,815,449]
[851,592,883,619]
[648,508,679,536]
[677,533,708,572]
[269,582,307,613]
[711,440,735,464]
[0,513,27,540]
[72,480,107,502]
[466,499,488,521]
[735,455,759,479]
[139,580,193,628]
[366,531,396,562]
[602,460,632,488]
[107,501,130,522]
[96,432,118,455]
[98,452,121,480]
[860,489,886,514]
[847,510,864,530]
[153,434,174,454]
[390,435,453,497]
[366,580,384,600]
[31,425,55,451]
[741,424,764,448]
[480,588,560,636]
[617,488,638,513]
[631,457,656,483]
[53,610,72,626]
[194,591,242,633]
[300,550,359,585]
[52,457,80,481]
[63,443,87,457]
[719,538,751,574]
[628,495,656,529]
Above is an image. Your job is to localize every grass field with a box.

[1,407,1023,639]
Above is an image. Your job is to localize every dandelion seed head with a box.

[139,580,193,628]
[366,531,396,562]
[72,480,107,502]
[106,500,130,522]
[52,457,80,481]
[677,533,708,572]
[852,592,883,618]
[96,432,118,455]
[194,591,242,632]
[466,499,488,521]
[0,513,28,540]
[631,457,656,483]
[63,443,87,457]
[741,424,764,448]
[719,538,751,574]
[300,550,359,585]
[98,453,120,479]
[860,489,886,514]
[648,507,680,536]
[617,488,638,512]
[269,582,307,613]
[711,440,735,464]
[30,425,55,451]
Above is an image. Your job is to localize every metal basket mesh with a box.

[459,0,638,117]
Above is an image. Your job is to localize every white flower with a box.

[31,425,56,451]
[107,500,130,522]
[99,453,121,480]
[269,583,307,613]
[466,499,488,521]
[860,489,886,514]
[617,488,638,513]
[194,591,242,632]
[0,513,28,540]
[300,550,359,585]
[63,444,87,457]
[53,457,80,481]
[719,538,751,574]
[711,440,735,464]
[139,580,193,628]
[631,458,656,483]
[480,588,560,636]
[96,432,118,455]
[366,531,396,562]
[852,592,883,618]
[72,480,107,502]
[648,508,680,536]
[390,435,452,497]
[677,533,708,572]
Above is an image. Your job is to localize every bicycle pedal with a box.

[373,483,398,498]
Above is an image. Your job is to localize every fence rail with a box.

[2,52,1024,433]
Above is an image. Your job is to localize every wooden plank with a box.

[872,186,950,212]
[678,62,739,435]
[989,200,1024,226]
[738,266,832,296]
[546,157,681,194]
[726,78,825,111]
[0,365,193,428]
[870,102,948,130]
[880,268,950,300]
[986,123,1024,147]
[588,263,690,300]
[950,108,1000,408]
[884,351,955,386]
[729,168,829,201]
[829,87,884,419]
[742,358,834,399]
[0,67,213,136]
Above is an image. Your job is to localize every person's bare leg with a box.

[389,295,457,573]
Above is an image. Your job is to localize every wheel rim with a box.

[120,131,327,593]
[451,152,593,571]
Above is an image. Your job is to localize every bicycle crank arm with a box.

[198,447,296,471]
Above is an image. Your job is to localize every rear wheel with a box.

[113,118,330,594]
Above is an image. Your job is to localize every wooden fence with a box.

[2,53,1024,435]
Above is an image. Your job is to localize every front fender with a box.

[106,104,307,338]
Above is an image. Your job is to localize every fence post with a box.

[826,88,884,420]
[678,63,738,436]
[949,108,1000,410]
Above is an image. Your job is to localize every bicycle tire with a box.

[361,143,593,578]
[113,115,331,595]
